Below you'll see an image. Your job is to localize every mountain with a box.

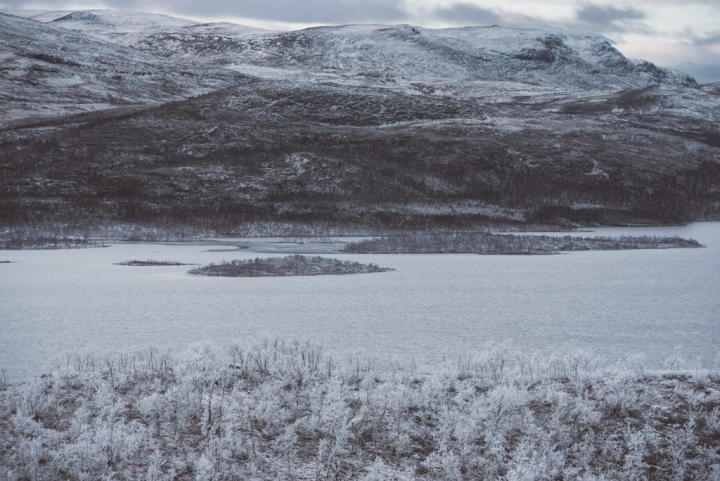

[6,10,695,91]
[0,10,718,232]
[137,24,695,90]
[0,12,244,127]
[702,82,720,96]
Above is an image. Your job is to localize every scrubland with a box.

[117,260,194,266]
[342,233,702,254]
[0,237,107,250]
[189,256,391,277]
[2,340,719,480]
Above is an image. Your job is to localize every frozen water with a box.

[1,223,719,379]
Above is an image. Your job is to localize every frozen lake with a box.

[1,223,719,379]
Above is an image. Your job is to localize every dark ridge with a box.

[0,237,107,250]
[342,233,703,254]
[26,53,80,67]
[116,259,195,266]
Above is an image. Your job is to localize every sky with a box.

[2,0,719,83]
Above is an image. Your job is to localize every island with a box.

[342,233,703,254]
[188,255,392,277]
[117,260,195,266]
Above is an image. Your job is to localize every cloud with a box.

[576,4,645,25]
[686,30,720,46]
[434,3,502,26]
[574,3,648,33]
[0,0,411,24]
[168,0,410,24]
[671,62,720,84]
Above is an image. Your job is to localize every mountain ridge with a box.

[0,9,718,232]
[3,9,697,91]
[0,12,245,126]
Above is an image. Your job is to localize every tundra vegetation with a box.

[189,255,392,277]
[342,233,702,254]
[0,222,572,246]
[2,224,215,244]
[1,340,719,480]
[117,260,195,266]
[0,237,106,250]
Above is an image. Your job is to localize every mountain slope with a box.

[2,78,718,230]
[0,9,717,231]
[7,10,696,91]
[0,13,243,127]
[130,24,695,90]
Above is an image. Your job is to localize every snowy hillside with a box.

[0,9,718,230]
[4,10,695,91]
[129,22,697,90]
[4,9,199,33]
[48,10,199,45]
[0,12,243,125]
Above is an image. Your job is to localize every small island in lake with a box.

[342,233,703,254]
[117,260,196,266]
[189,255,393,277]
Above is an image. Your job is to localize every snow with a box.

[0,12,244,126]
[2,223,720,380]
[3,9,696,91]
[0,8,710,132]
[0,9,71,22]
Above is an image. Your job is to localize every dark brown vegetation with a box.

[188,255,392,277]
[117,259,195,266]
[342,233,703,254]
[2,80,719,235]
[0,236,106,250]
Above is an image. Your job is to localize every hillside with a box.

[0,10,718,232]
[11,11,694,90]
[0,13,243,127]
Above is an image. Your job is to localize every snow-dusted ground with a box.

[0,8,702,128]
[2,338,719,480]
[0,12,243,125]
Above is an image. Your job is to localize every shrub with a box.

[2,340,719,480]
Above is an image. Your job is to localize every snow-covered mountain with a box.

[136,24,694,90]
[4,10,695,91]
[1,9,718,230]
[0,12,243,125]
[702,82,720,96]
[5,9,199,35]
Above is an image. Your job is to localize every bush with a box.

[1,340,719,480]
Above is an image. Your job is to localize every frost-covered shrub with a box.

[1,339,720,480]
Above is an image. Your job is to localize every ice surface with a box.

[1,223,718,380]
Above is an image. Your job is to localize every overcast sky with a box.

[2,0,719,83]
